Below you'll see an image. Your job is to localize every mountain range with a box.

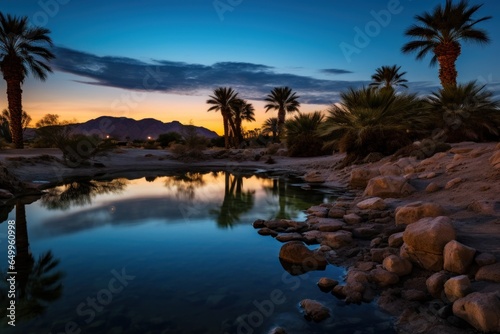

[26,116,219,141]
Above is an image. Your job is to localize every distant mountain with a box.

[29,116,219,141]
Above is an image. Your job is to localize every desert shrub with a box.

[321,87,427,161]
[169,125,209,160]
[158,132,183,148]
[425,81,500,142]
[285,111,328,157]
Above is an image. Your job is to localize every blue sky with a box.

[1,0,499,133]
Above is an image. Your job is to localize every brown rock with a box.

[279,241,327,268]
[370,268,399,287]
[445,177,463,190]
[453,292,500,333]
[321,230,352,249]
[371,247,399,263]
[402,289,428,302]
[328,207,346,218]
[299,299,330,322]
[301,230,324,244]
[304,171,325,183]
[489,150,500,169]
[258,228,278,236]
[363,176,416,198]
[443,240,476,274]
[383,255,413,276]
[475,253,497,267]
[425,182,440,193]
[426,271,450,299]
[276,233,304,243]
[475,263,500,283]
[468,200,497,215]
[317,277,338,291]
[343,213,362,225]
[308,217,345,232]
[355,261,376,272]
[332,285,346,299]
[352,225,383,239]
[306,206,329,218]
[395,202,444,225]
[402,216,456,271]
[444,275,471,302]
[356,197,387,210]
[350,168,380,188]
[388,232,404,248]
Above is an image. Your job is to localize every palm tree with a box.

[285,111,326,157]
[264,87,300,137]
[207,87,239,149]
[262,117,279,143]
[231,99,255,146]
[369,65,408,91]
[321,87,427,162]
[0,13,55,148]
[401,0,491,87]
[426,81,500,142]
[0,109,31,143]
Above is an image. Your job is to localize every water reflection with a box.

[41,178,128,210]
[211,172,255,228]
[0,200,64,327]
[164,172,206,200]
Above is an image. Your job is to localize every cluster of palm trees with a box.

[207,0,498,159]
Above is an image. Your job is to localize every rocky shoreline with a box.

[253,144,500,334]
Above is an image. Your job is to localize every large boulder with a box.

[453,292,500,333]
[475,263,500,283]
[363,176,416,198]
[299,299,330,322]
[402,216,456,271]
[382,255,413,276]
[279,241,327,269]
[350,168,380,188]
[443,240,476,274]
[321,230,352,249]
[444,275,471,302]
[395,202,444,225]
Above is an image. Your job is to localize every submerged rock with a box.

[299,299,330,322]
[279,241,327,275]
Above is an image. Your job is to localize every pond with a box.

[0,171,395,334]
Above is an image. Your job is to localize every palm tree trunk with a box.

[435,42,461,88]
[222,114,230,149]
[277,108,286,141]
[2,60,25,149]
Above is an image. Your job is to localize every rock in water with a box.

[299,299,330,322]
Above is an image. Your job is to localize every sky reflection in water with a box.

[0,172,394,334]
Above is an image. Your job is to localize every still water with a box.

[0,171,394,334]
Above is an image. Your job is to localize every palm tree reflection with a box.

[1,200,64,326]
[41,179,128,210]
[212,172,255,228]
[164,172,206,200]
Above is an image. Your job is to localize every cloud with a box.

[52,46,369,105]
[320,68,354,75]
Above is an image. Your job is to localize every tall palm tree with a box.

[0,109,31,143]
[207,87,239,149]
[0,13,54,148]
[231,99,255,146]
[262,117,279,143]
[264,87,300,137]
[369,65,408,91]
[401,0,491,87]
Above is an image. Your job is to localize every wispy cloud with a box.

[52,46,368,105]
[320,68,353,75]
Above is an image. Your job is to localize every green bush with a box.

[285,111,328,157]
[321,87,427,161]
